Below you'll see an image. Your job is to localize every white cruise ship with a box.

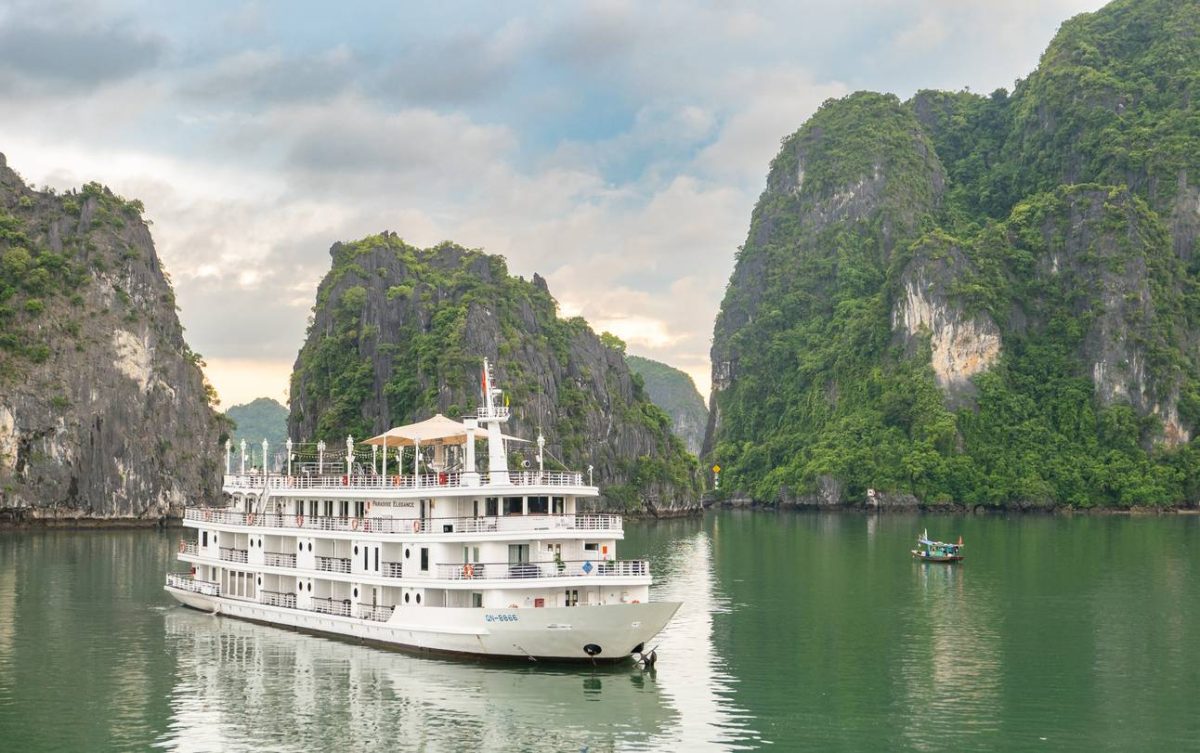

[165,359,679,663]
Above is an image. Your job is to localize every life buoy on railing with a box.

[438,472,448,485]
[341,475,349,486]
[203,508,212,522]
[178,540,186,553]
[365,501,372,513]
[351,517,360,531]
[296,514,304,528]
[412,519,421,533]
[463,563,475,579]
[393,475,400,486]
[247,512,256,525]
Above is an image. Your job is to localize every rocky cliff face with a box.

[288,234,701,512]
[0,153,226,522]
[705,0,1200,508]
[625,355,707,455]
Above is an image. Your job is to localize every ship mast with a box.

[479,358,510,485]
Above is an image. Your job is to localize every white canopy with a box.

[363,414,530,447]
[364,414,468,447]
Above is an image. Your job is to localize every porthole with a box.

[298,542,303,552]
[297,578,302,589]
[404,548,411,559]
[404,593,410,604]
[308,543,313,552]
[416,593,421,605]
[257,577,262,586]
[353,587,359,598]
[354,545,359,556]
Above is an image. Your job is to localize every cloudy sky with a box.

[0,0,1107,407]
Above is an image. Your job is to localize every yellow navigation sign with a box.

[712,464,721,473]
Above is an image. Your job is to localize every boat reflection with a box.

[898,560,1003,748]
[160,608,678,752]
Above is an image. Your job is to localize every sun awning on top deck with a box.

[363,414,530,447]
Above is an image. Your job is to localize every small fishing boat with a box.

[912,530,964,562]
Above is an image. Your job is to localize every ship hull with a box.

[165,585,678,663]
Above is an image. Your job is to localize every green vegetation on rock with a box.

[290,233,701,512]
[226,397,289,451]
[626,355,708,455]
[706,0,1200,509]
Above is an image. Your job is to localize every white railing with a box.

[316,556,351,574]
[166,574,220,596]
[262,590,296,609]
[264,551,297,568]
[358,604,394,622]
[222,469,586,492]
[177,541,198,556]
[184,508,622,536]
[381,561,403,578]
[435,559,650,582]
[312,597,352,617]
[219,546,248,563]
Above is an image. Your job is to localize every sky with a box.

[0,0,1108,408]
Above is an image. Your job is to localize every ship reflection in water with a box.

[157,525,757,752]
[161,610,674,752]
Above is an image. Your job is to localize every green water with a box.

[0,512,1197,751]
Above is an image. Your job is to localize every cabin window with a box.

[420,548,429,572]
[363,547,369,571]
[339,501,349,518]
[528,496,549,515]
[473,499,480,517]
[374,548,379,572]
[405,593,410,604]
[202,531,208,547]
[485,497,498,516]
[584,543,598,552]
[552,497,564,514]
[503,497,523,515]
[472,593,483,608]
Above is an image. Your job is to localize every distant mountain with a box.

[0,153,225,522]
[626,355,707,455]
[288,233,702,512]
[225,397,288,451]
[705,0,1200,508]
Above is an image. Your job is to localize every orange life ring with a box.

[203,509,212,521]
[351,517,360,531]
[341,475,348,486]
[178,540,186,553]
[393,475,400,486]
[463,563,475,578]
[190,566,196,576]
[296,514,304,527]
[412,519,420,533]
[247,512,256,525]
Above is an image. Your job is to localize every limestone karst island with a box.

[0,0,1197,750]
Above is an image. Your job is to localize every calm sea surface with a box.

[1,511,1197,752]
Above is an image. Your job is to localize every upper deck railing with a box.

[184,508,622,536]
[223,470,587,493]
[165,573,220,596]
[435,559,650,581]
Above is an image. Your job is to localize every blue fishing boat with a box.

[912,529,964,562]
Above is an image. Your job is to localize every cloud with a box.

[0,20,163,90]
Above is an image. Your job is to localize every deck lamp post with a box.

[286,438,293,477]
[372,444,378,476]
[262,439,269,474]
[588,464,593,486]
[537,432,545,481]
[225,439,231,475]
[240,439,247,475]
[317,440,325,475]
[346,435,354,476]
